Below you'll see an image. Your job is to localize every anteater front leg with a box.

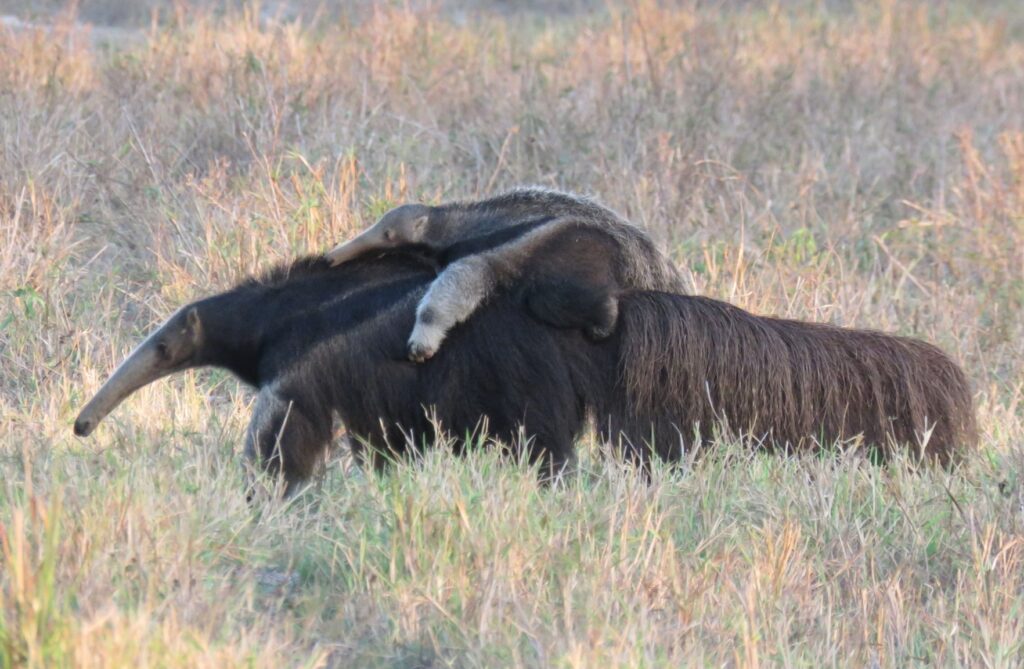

[408,255,497,362]
[243,388,332,499]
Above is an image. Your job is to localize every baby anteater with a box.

[326,187,685,361]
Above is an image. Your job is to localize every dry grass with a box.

[1,1,1023,666]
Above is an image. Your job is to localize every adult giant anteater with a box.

[74,230,976,494]
[74,252,613,495]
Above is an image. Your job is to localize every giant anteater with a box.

[75,229,976,495]
[74,251,614,495]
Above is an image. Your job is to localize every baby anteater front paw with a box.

[407,324,444,363]
[407,339,436,363]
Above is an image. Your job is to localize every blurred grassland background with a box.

[1,0,1023,666]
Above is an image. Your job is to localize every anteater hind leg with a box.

[244,388,332,499]
[408,255,497,362]
[524,279,619,340]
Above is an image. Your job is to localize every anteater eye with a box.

[385,230,396,241]
[156,341,170,359]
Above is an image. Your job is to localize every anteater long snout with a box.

[73,327,176,437]
[325,233,378,266]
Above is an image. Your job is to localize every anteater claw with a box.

[586,323,615,341]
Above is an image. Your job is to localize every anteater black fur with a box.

[76,226,976,494]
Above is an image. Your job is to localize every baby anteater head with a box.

[326,203,431,266]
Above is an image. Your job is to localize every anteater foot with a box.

[407,340,438,363]
[407,324,444,363]
[586,296,619,341]
[585,323,615,341]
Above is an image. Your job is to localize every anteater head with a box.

[73,306,204,437]
[326,203,431,266]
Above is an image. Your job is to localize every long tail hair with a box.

[616,291,977,464]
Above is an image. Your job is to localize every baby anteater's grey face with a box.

[326,203,431,266]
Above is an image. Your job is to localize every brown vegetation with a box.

[1,1,1023,666]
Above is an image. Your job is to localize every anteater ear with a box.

[185,307,202,342]
[412,214,428,235]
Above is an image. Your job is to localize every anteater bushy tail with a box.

[616,291,977,464]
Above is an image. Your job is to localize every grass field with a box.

[1,1,1023,666]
